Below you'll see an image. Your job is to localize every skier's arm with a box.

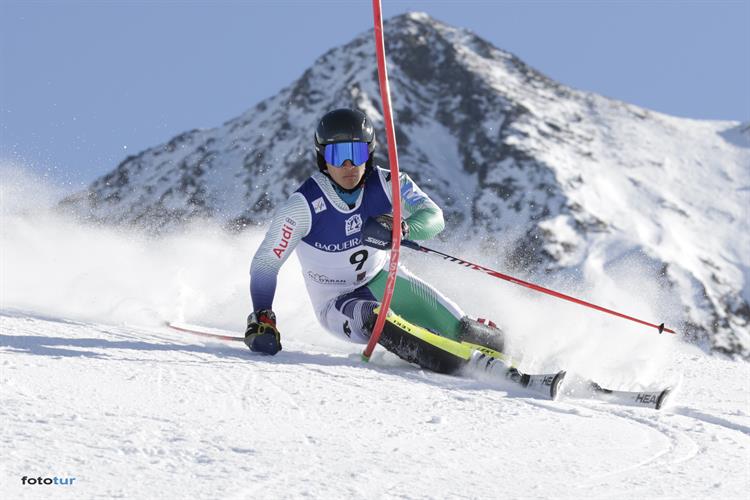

[245,193,310,355]
[249,193,311,311]
[389,171,445,241]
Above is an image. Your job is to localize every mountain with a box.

[59,12,750,358]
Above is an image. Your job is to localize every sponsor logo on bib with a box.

[313,237,361,252]
[345,214,363,236]
[312,197,326,214]
[306,271,347,285]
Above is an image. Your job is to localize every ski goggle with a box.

[324,141,370,167]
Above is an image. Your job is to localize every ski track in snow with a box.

[2,311,748,499]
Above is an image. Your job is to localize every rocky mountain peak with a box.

[59,12,749,358]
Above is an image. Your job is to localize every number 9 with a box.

[349,249,369,271]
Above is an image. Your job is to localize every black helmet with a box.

[314,108,376,173]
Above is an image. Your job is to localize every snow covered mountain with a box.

[60,12,749,358]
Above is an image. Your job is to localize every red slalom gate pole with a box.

[363,0,403,361]
[400,240,676,335]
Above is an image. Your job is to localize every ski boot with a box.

[458,316,506,354]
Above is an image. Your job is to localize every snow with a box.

[2,170,749,498]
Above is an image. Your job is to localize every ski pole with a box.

[400,240,675,334]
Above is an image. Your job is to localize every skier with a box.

[245,108,504,373]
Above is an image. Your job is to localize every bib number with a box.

[349,249,369,271]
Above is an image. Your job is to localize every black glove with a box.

[362,214,410,249]
[244,309,282,355]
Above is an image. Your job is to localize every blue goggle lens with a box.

[324,142,370,167]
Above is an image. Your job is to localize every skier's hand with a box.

[244,309,282,355]
[362,214,409,249]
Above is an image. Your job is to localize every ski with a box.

[165,322,245,342]
[467,351,566,400]
[583,381,672,410]
[509,367,567,400]
[166,319,667,408]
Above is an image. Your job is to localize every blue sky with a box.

[1,1,748,189]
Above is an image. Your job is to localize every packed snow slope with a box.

[2,170,749,499]
[60,12,750,358]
